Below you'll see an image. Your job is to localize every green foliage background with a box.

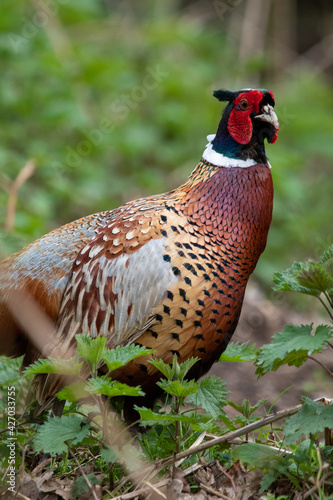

[0,0,332,287]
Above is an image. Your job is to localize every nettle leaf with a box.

[292,439,314,468]
[149,358,172,379]
[157,379,199,398]
[255,324,333,376]
[0,356,22,385]
[72,474,100,498]
[33,414,90,456]
[320,245,333,264]
[100,445,118,464]
[320,244,333,281]
[150,355,199,381]
[24,357,83,376]
[273,261,319,296]
[135,406,198,426]
[76,334,107,370]
[219,342,258,362]
[103,345,154,372]
[284,397,333,444]
[233,442,291,471]
[86,376,144,397]
[228,398,268,419]
[273,255,333,296]
[297,262,333,293]
[259,470,276,494]
[57,381,89,402]
[188,376,228,419]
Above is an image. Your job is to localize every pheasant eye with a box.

[239,99,249,110]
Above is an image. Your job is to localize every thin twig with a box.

[199,483,229,499]
[215,460,238,500]
[15,493,31,500]
[308,356,333,379]
[5,159,35,232]
[142,481,166,499]
[317,296,333,322]
[324,291,333,311]
[69,446,100,500]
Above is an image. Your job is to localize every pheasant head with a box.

[203,88,279,166]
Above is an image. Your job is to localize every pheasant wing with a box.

[55,208,178,353]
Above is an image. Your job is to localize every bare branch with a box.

[308,356,333,379]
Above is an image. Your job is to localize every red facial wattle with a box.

[227,90,279,145]
[270,130,279,144]
[227,90,263,145]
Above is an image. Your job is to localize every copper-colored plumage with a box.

[0,88,278,418]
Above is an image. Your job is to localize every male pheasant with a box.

[0,88,279,418]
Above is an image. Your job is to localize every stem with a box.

[317,296,333,323]
[308,355,333,379]
[324,291,333,310]
[174,397,180,455]
[69,447,99,500]
[166,426,176,443]
[215,460,238,500]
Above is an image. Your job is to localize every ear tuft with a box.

[213,90,236,102]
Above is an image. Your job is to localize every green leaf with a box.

[219,414,237,431]
[0,356,22,385]
[255,324,333,376]
[150,355,199,381]
[135,406,198,426]
[76,334,107,371]
[100,446,118,463]
[284,397,333,444]
[273,262,314,295]
[57,381,89,402]
[292,439,314,468]
[320,244,333,283]
[72,474,100,498]
[259,470,276,494]
[228,398,268,419]
[188,376,228,418]
[320,244,333,265]
[219,342,258,362]
[157,379,199,398]
[24,357,83,377]
[103,344,154,373]
[233,442,291,471]
[33,415,90,456]
[273,258,333,296]
[149,358,173,379]
[297,262,333,293]
[86,377,144,397]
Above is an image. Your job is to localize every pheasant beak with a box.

[254,104,279,131]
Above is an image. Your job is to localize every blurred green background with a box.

[0,0,332,290]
